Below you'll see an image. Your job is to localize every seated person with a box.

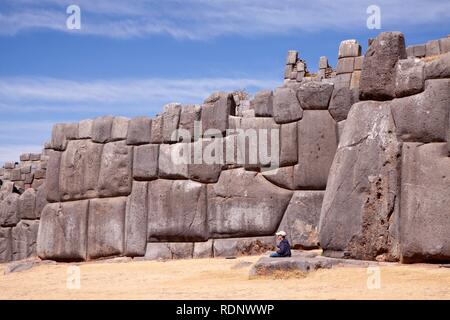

[270,231,291,258]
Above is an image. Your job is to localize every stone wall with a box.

[1,31,449,264]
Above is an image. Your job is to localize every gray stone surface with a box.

[278,191,324,249]
[328,87,360,122]
[280,122,298,166]
[360,32,407,101]
[296,81,334,110]
[294,111,338,190]
[133,144,159,180]
[162,103,182,143]
[92,116,114,143]
[202,92,236,136]
[35,183,48,218]
[158,143,189,179]
[333,73,352,90]
[336,57,355,74]
[18,188,36,220]
[150,114,164,144]
[12,220,39,261]
[78,119,93,139]
[390,79,450,143]
[46,150,62,202]
[213,237,275,257]
[0,194,20,227]
[88,197,126,260]
[338,40,361,58]
[0,227,12,262]
[394,58,425,97]
[98,141,133,198]
[143,243,172,260]
[273,87,303,124]
[111,117,129,141]
[59,140,103,201]
[178,104,201,142]
[400,143,450,263]
[37,201,89,261]
[169,243,194,259]
[424,52,450,79]
[261,166,295,190]
[193,239,214,258]
[51,123,78,151]
[426,39,441,56]
[251,90,273,117]
[126,116,152,145]
[147,179,208,242]
[188,138,223,183]
[125,182,148,257]
[319,101,401,261]
[208,169,292,238]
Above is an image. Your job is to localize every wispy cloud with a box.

[1,0,449,39]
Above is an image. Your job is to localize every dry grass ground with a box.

[0,255,449,300]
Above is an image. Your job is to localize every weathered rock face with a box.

[125,181,148,256]
[213,237,275,257]
[319,101,401,261]
[207,169,292,238]
[360,32,407,100]
[251,90,273,117]
[0,227,12,262]
[273,87,303,124]
[328,87,360,122]
[147,179,208,242]
[278,191,324,249]
[394,58,425,98]
[400,143,450,263]
[12,220,39,261]
[202,92,236,136]
[296,81,334,110]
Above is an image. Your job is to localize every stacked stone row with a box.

[283,50,308,82]
[0,153,49,263]
[406,35,450,58]
[334,40,364,90]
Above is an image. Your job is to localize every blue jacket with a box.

[276,239,291,257]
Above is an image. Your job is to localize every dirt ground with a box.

[0,255,449,300]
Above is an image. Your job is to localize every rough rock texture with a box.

[328,87,360,122]
[319,101,401,261]
[92,116,114,143]
[296,81,334,110]
[158,143,189,179]
[213,237,275,257]
[280,122,298,166]
[207,169,292,238]
[202,92,236,136]
[18,188,36,220]
[37,201,89,261]
[273,87,303,124]
[424,52,450,79]
[0,227,12,262]
[394,58,425,97]
[133,144,159,180]
[360,32,407,100]
[390,79,450,143]
[127,117,152,145]
[178,105,201,142]
[125,182,148,257]
[0,194,20,227]
[278,191,324,249]
[193,240,214,258]
[147,180,208,242]
[251,90,273,117]
[12,220,39,261]
[294,111,338,189]
[400,143,450,263]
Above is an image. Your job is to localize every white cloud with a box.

[0,0,449,39]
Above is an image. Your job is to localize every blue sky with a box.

[0,0,449,163]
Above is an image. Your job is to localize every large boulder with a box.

[328,87,360,122]
[158,143,189,179]
[125,182,148,257]
[207,169,292,238]
[51,123,78,151]
[37,201,89,261]
[34,183,48,218]
[147,180,208,242]
[178,104,201,142]
[45,150,62,203]
[97,141,133,198]
[273,87,303,124]
[280,122,298,166]
[293,111,338,190]
[188,138,223,183]
[359,32,407,101]
[92,116,114,143]
[394,58,425,98]
[400,143,450,263]
[390,79,450,143]
[0,193,20,227]
[261,166,295,190]
[12,220,39,261]
[87,197,127,260]
[201,92,236,136]
[161,103,182,143]
[126,116,152,145]
[59,140,103,201]
[18,188,36,220]
[133,144,159,181]
[424,52,450,79]
[319,101,401,261]
[296,81,334,110]
[251,90,273,117]
[278,191,324,249]
[0,227,12,262]
[110,117,129,141]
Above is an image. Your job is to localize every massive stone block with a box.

[202,92,236,136]
[262,166,295,190]
[45,150,62,202]
[158,143,189,179]
[178,104,201,142]
[424,52,450,79]
[92,116,114,143]
[147,180,208,242]
[125,182,148,257]
[150,114,164,144]
[338,39,361,58]
[51,123,78,151]
[251,90,273,117]
[78,119,93,139]
[59,140,103,201]
[426,39,441,56]
[188,138,223,183]
[37,201,89,261]
[193,239,214,258]
[12,220,39,261]
[296,81,334,110]
[88,197,126,260]
[400,143,450,263]
[162,103,182,143]
[133,144,159,181]
[360,32,407,101]
[126,116,152,145]
[273,87,303,124]
[336,57,355,74]
[111,117,129,141]
[208,169,292,238]
[328,87,360,122]
[213,237,275,257]
[35,183,48,219]
[294,111,338,190]
[394,58,425,97]
[319,101,401,261]
[18,188,36,220]
[390,79,450,143]
[278,191,324,250]
[280,122,298,166]
[0,227,12,263]
[98,141,133,198]
[0,193,20,227]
